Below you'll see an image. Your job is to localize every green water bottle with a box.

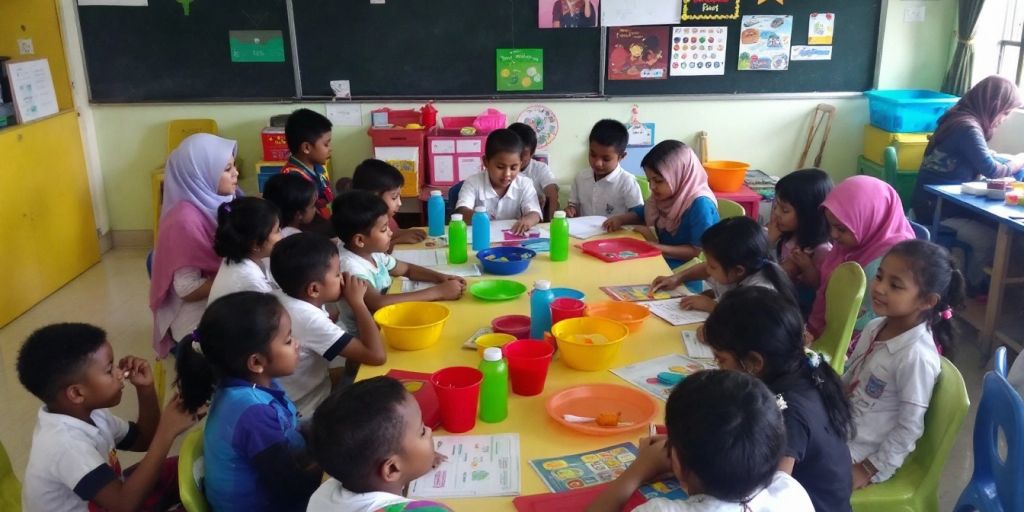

[550,210,569,261]
[448,213,467,264]
[478,347,508,423]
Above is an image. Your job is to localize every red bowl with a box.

[491,315,531,339]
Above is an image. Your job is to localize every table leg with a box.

[930,196,942,242]
[982,223,1012,356]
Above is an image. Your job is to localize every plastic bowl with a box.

[491,315,532,339]
[469,279,528,301]
[373,302,450,351]
[586,301,651,333]
[475,333,516,357]
[550,287,586,300]
[703,160,750,193]
[476,247,537,275]
[551,317,630,371]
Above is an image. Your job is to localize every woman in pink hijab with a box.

[806,176,915,338]
[149,133,239,357]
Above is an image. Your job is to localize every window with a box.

[996,1,1024,83]
[977,0,1024,85]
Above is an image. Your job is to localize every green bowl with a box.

[469,279,528,301]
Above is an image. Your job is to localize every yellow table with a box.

[361,232,702,510]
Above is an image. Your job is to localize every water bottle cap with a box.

[483,347,503,361]
[430,190,442,196]
[474,206,487,213]
[450,213,463,221]
[553,210,567,219]
[535,280,551,290]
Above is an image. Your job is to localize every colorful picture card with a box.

[608,26,669,80]
[670,26,727,76]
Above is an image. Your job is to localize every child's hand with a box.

[434,279,466,301]
[510,218,535,236]
[565,205,578,218]
[341,272,368,306]
[432,451,448,469]
[442,275,467,286]
[766,215,782,244]
[649,274,682,295]
[680,295,715,312]
[118,356,153,388]
[602,215,626,232]
[157,394,204,440]
[852,462,873,490]
[394,229,427,245]
[788,248,813,273]
[631,436,671,482]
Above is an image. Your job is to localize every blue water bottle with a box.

[472,206,490,251]
[530,280,555,339]
[427,190,445,237]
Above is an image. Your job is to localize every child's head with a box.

[665,370,785,502]
[331,190,392,252]
[162,133,239,218]
[821,175,910,251]
[214,197,282,263]
[588,119,629,177]
[701,217,797,303]
[285,108,333,165]
[639,139,703,202]
[703,287,853,440]
[874,240,966,354]
[17,323,125,410]
[263,172,317,229]
[773,168,833,249]
[270,232,342,303]
[176,292,298,413]
[507,122,539,163]
[352,159,405,217]
[312,376,435,493]
[483,129,525,191]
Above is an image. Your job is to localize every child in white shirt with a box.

[262,172,318,239]
[208,197,283,304]
[455,129,542,234]
[509,122,559,220]
[843,240,965,487]
[567,119,643,218]
[587,370,814,512]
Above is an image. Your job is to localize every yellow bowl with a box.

[373,302,450,351]
[475,333,516,357]
[551,317,630,371]
[586,301,651,333]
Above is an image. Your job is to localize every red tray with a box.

[577,237,661,263]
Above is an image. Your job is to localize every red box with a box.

[261,127,290,161]
[426,127,487,186]
[370,108,422,128]
[367,127,427,198]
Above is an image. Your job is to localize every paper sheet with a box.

[600,0,680,27]
[324,103,361,126]
[600,284,692,302]
[681,330,714,360]
[567,216,608,239]
[611,354,714,401]
[530,443,638,492]
[432,155,455,183]
[671,26,728,76]
[392,249,447,267]
[401,280,434,293]
[409,434,521,498]
[638,299,709,326]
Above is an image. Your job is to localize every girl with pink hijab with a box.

[604,140,720,273]
[806,176,915,339]
[149,133,239,357]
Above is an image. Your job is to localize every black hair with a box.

[352,159,405,194]
[311,376,409,492]
[263,172,317,229]
[270,232,338,298]
[589,119,629,154]
[883,240,967,355]
[17,323,107,403]
[703,287,854,440]
[701,216,798,306]
[666,370,785,503]
[483,128,524,160]
[214,197,280,264]
[774,169,833,253]
[330,190,390,246]
[175,292,286,413]
[285,108,332,154]
[507,122,538,154]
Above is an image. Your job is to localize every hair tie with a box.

[806,350,822,369]
[775,393,788,411]
[190,330,203,355]
[939,308,953,321]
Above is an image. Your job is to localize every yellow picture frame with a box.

[681,0,740,21]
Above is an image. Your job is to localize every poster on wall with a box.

[496,49,544,91]
[670,26,727,76]
[539,0,601,28]
[608,26,669,80]
[602,0,680,27]
[791,46,832,61]
[680,0,740,21]
[229,31,286,63]
[737,15,792,71]
[808,13,835,45]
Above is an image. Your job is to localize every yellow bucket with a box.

[373,302,450,351]
[551,317,629,371]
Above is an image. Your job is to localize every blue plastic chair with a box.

[995,346,1008,378]
[955,372,1024,512]
[146,249,154,278]
[909,220,930,241]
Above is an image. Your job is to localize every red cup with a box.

[551,298,586,326]
[492,315,532,339]
[430,367,483,433]
[503,340,555,396]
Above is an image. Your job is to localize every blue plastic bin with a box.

[864,90,959,133]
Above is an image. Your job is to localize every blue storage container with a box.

[864,89,958,133]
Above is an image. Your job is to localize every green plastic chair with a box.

[852,357,970,512]
[716,198,746,219]
[811,261,865,374]
[178,426,210,512]
[0,440,21,512]
[635,175,651,201]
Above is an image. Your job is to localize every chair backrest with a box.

[178,426,210,512]
[909,220,931,241]
[811,261,865,373]
[971,371,1024,511]
[167,119,218,155]
[716,198,746,219]
[901,357,970,486]
[447,181,464,208]
[635,175,651,201]
[0,440,21,512]
[995,346,1009,377]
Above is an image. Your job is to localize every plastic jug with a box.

[530,280,555,339]
[472,206,491,251]
[478,347,509,422]
[448,214,467,264]
[550,210,569,261]
[427,190,445,237]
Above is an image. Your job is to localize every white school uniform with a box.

[569,166,644,217]
[307,478,448,512]
[707,269,775,300]
[843,318,940,483]
[336,247,397,336]
[633,472,814,512]
[455,173,542,221]
[168,266,208,342]
[207,258,274,304]
[520,159,557,203]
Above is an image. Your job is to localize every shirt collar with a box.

[287,155,321,174]
[37,406,102,436]
[221,377,289,401]
[593,165,625,182]
[883,321,933,354]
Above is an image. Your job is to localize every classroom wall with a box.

[79,0,958,234]
[0,0,73,110]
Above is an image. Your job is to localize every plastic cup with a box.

[503,340,555,396]
[492,315,532,339]
[551,298,586,326]
[431,367,483,433]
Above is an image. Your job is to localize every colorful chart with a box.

[530,443,638,492]
[737,15,793,71]
[611,354,712,400]
[670,26,727,76]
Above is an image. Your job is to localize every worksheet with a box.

[409,434,521,498]
[611,354,713,401]
[637,299,709,326]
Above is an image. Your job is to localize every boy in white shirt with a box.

[18,323,198,512]
[588,370,814,512]
[308,377,449,512]
[568,119,644,218]
[509,122,559,220]
[271,232,388,419]
[455,129,543,235]
[207,197,283,304]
